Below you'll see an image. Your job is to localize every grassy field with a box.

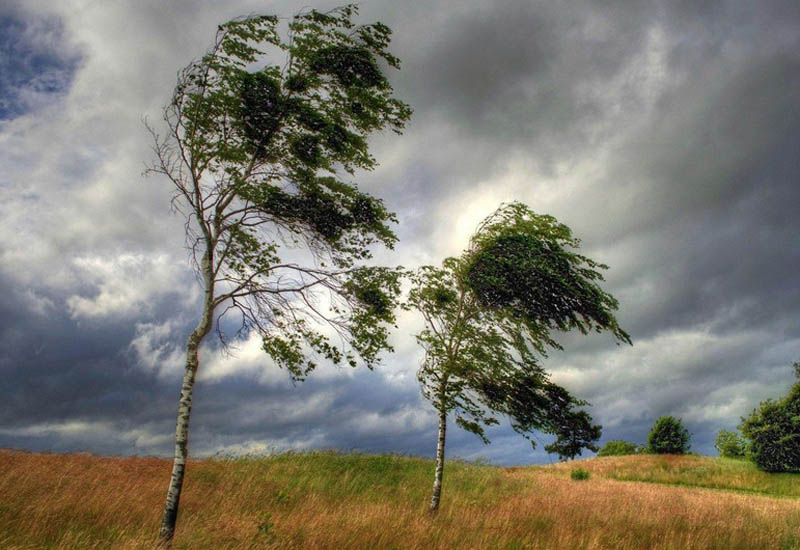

[543,453,800,498]
[1,449,798,549]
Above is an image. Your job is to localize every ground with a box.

[0,449,797,549]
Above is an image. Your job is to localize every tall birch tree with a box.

[408,202,631,514]
[146,6,410,545]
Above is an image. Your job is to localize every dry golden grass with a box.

[1,449,798,549]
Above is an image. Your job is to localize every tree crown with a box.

[714,429,746,459]
[148,5,411,379]
[597,440,640,457]
[408,202,630,459]
[647,416,691,454]
[739,361,800,472]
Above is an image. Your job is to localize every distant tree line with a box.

[595,363,800,474]
[597,416,691,457]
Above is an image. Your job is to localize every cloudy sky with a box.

[1,0,798,465]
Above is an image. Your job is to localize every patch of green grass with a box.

[570,467,590,480]
[780,533,800,550]
[588,455,800,498]
[199,450,511,511]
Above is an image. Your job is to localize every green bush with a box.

[597,440,639,457]
[647,416,690,454]
[714,429,746,458]
[570,467,590,480]
[740,362,800,473]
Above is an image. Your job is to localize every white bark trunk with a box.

[159,249,214,546]
[429,407,447,513]
[429,378,448,514]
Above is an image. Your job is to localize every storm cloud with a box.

[1,0,798,465]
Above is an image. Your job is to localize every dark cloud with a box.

[0,8,80,120]
[0,0,799,466]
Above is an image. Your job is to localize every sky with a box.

[0,0,798,466]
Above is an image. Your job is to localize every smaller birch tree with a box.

[147,6,410,545]
[408,202,630,514]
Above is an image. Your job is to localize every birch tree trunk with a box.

[158,250,214,546]
[429,382,448,514]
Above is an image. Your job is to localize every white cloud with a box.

[343,405,435,437]
[129,320,185,378]
[204,433,329,456]
[0,420,171,451]
[22,288,55,316]
[199,331,280,384]
[549,325,800,430]
[66,253,189,319]
[680,381,765,425]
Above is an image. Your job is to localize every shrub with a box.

[740,362,800,473]
[647,416,690,454]
[597,440,639,457]
[714,429,746,458]
[570,467,590,480]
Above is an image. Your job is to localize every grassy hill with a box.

[1,449,798,549]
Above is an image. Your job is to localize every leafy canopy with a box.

[740,361,800,472]
[149,5,411,379]
[647,416,691,454]
[714,429,747,459]
[597,440,640,457]
[465,203,629,343]
[408,202,630,460]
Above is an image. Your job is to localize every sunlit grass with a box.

[544,453,800,498]
[1,449,798,549]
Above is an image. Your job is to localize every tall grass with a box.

[545,454,800,498]
[1,449,798,549]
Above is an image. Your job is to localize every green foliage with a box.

[272,489,292,506]
[256,512,276,541]
[465,203,630,344]
[407,202,630,460]
[647,416,691,455]
[149,5,411,378]
[570,467,590,480]
[597,440,640,457]
[740,361,800,473]
[714,429,747,459]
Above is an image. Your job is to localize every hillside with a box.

[1,449,798,549]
